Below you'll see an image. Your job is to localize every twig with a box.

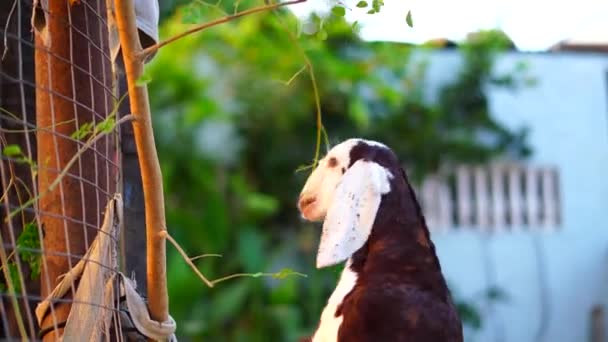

[161,231,214,288]
[0,231,27,340]
[1,0,17,61]
[6,115,135,220]
[139,0,307,58]
[190,254,222,261]
[210,270,307,286]
[273,13,327,169]
[283,65,307,86]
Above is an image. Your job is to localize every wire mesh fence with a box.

[0,0,135,339]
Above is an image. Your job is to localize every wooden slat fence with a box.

[416,163,561,233]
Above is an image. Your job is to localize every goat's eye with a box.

[327,157,338,168]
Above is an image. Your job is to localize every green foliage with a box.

[2,144,37,171]
[406,10,413,27]
[94,116,116,135]
[148,4,531,340]
[2,144,22,157]
[0,223,41,295]
[71,122,94,140]
[331,6,345,17]
[367,0,384,14]
[71,114,118,141]
[16,223,41,280]
[1,261,22,294]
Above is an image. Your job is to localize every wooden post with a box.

[113,0,169,324]
[34,1,115,340]
[507,165,523,229]
[456,166,472,227]
[438,180,453,232]
[525,167,540,228]
[474,167,490,230]
[421,177,439,232]
[490,164,505,230]
[541,167,558,228]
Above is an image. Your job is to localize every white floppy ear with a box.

[316,159,392,268]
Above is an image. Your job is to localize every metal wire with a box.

[0,0,124,339]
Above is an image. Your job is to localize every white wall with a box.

[419,51,608,342]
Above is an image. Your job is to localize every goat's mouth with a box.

[298,196,318,221]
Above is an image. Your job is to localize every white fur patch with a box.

[312,260,358,342]
[316,160,392,268]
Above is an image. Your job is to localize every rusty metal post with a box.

[34,1,115,340]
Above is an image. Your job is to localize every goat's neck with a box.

[351,218,450,302]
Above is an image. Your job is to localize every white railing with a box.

[416,162,561,233]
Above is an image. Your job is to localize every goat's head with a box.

[298,138,394,268]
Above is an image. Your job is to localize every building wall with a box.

[419,51,608,342]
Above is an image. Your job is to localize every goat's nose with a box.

[298,194,316,211]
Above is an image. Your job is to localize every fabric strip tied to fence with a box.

[34,194,177,341]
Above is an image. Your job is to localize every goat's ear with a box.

[316,159,392,268]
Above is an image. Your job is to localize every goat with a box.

[297,138,463,342]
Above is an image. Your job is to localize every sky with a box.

[288,0,608,51]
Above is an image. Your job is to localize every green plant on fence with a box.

[0,96,128,296]
[0,222,40,293]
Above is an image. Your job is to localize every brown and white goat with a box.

[298,138,463,342]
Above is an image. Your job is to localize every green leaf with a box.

[406,10,413,27]
[371,0,384,12]
[366,9,376,14]
[356,1,368,8]
[17,222,41,280]
[71,122,94,140]
[2,145,22,157]
[331,6,346,17]
[95,117,116,135]
[351,21,359,30]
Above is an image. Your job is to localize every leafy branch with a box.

[0,222,41,292]
[139,0,308,59]
[272,11,330,171]
[161,230,306,288]
[5,114,135,221]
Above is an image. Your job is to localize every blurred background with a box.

[148,1,608,341]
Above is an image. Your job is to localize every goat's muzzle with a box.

[298,194,317,220]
